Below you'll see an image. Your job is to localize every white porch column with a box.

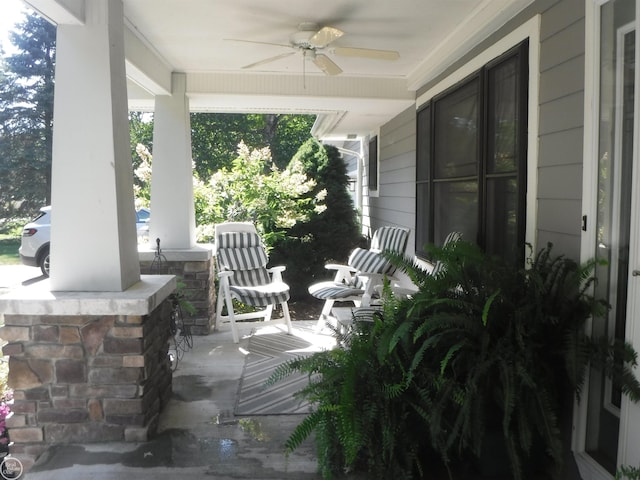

[149,73,196,249]
[49,0,140,291]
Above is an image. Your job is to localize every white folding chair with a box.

[215,222,293,343]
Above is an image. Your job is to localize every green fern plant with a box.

[269,241,640,479]
[383,241,640,479]
[266,309,442,479]
[617,465,640,479]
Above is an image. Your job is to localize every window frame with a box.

[415,40,529,264]
[368,135,379,193]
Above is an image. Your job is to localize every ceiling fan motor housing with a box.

[290,23,320,49]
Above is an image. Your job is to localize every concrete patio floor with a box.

[22,318,334,480]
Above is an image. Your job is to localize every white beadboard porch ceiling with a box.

[27,0,534,139]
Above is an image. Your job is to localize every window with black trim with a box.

[416,40,528,265]
[368,136,378,191]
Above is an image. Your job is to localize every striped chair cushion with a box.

[216,232,268,271]
[308,281,364,300]
[348,248,390,274]
[371,226,409,253]
[350,226,409,275]
[230,282,290,307]
[431,231,463,276]
[227,268,272,288]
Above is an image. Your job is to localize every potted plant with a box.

[270,241,640,479]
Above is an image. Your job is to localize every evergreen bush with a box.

[270,138,362,299]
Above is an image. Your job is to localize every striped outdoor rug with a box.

[235,324,332,415]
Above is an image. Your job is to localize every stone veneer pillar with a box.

[0,275,175,471]
[139,246,216,335]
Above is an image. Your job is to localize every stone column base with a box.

[0,275,175,471]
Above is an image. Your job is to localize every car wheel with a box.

[39,247,50,277]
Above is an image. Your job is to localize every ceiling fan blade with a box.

[333,46,400,61]
[242,51,295,70]
[309,26,344,48]
[225,38,291,49]
[313,54,343,76]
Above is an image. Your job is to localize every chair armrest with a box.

[325,263,357,283]
[267,265,286,282]
[217,270,233,279]
[267,265,286,273]
[324,263,357,273]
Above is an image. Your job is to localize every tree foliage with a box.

[193,141,324,245]
[190,112,315,178]
[270,138,362,298]
[0,11,55,217]
[0,9,316,222]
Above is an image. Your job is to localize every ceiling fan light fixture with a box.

[289,30,316,48]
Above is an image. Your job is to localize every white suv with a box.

[19,206,150,277]
[19,206,51,276]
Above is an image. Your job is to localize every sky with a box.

[0,0,30,55]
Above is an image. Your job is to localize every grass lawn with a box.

[0,235,20,265]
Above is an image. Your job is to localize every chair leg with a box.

[315,299,335,331]
[223,289,239,344]
[264,304,274,322]
[215,282,224,328]
[281,301,293,335]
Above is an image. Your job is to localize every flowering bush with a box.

[0,360,12,450]
[0,394,12,447]
[195,142,324,246]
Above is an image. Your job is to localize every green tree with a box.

[190,113,315,178]
[0,11,56,217]
[270,138,362,298]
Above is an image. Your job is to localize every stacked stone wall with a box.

[0,298,173,470]
[140,257,215,335]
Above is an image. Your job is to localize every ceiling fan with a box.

[229,22,400,76]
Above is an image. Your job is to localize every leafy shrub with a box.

[271,241,640,479]
[194,141,323,247]
[617,466,640,480]
[270,139,362,299]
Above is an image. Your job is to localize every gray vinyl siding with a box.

[368,3,586,475]
[372,0,585,261]
[367,106,416,255]
[536,1,585,259]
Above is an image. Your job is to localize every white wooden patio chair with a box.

[215,222,293,343]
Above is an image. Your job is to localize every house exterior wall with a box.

[366,106,417,255]
[537,0,586,259]
[369,1,588,478]
[372,0,585,261]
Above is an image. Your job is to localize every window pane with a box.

[368,136,378,191]
[417,105,431,181]
[485,176,518,263]
[487,56,520,174]
[416,183,430,255]
[434,79,479,178]
[434,181,478,245]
